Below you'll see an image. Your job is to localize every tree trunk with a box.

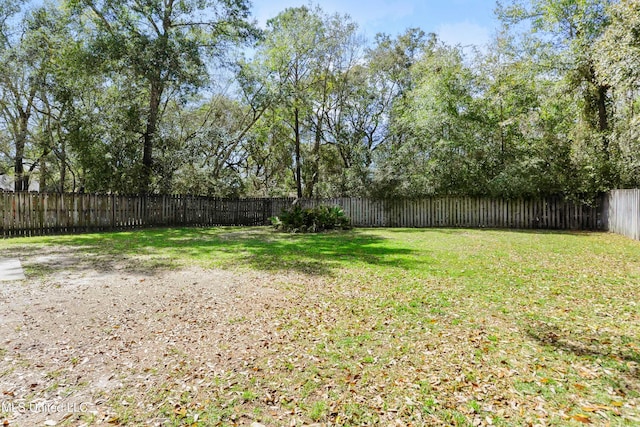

[294,107,302,198]
[60,137,66,193]
[39,159,46,191]
[306,114,322,198]
[14,155,24,191]
[14,114,28,192]
[597,83,609,158]
[141,80,163,193]
[586,65,610,159]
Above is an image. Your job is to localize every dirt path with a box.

[0,257,290,426]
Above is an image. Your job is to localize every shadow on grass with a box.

[9,227,419,276]
[525,321,640,386]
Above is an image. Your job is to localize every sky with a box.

[250,0,500,48]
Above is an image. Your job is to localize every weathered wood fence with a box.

[607,189,640,240]
[0,193,294,237]
[297,196,605,230]
[0,192,607,237]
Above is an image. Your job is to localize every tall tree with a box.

[0,2,83,192]
[66,0,257,193]
[497,0,616,193]
[476,33,578,197]
[304,12,360,197]
[248,6,362,198]
[594,0,640,187]
[256,6,324,198]
[390,39,487,196]
[366,29,434,196]
[29,4,90,192]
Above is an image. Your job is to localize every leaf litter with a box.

[0,229,637,426]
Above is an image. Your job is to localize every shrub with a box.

[270,204,352,233]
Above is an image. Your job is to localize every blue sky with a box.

[250,0,499,48]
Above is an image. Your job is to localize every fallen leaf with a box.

[571,414,591,424]
[585,405,614,412]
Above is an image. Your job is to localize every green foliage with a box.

[593,0,640,189]
[245,6,365,198]
[63,0,258,193]
[0,0,638,199]
[495,0,617,195]
[271,205,351,233]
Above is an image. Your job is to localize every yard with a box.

[0,227,638,426]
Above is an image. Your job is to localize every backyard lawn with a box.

[0,227,638,426]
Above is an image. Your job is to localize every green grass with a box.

[4,226,410,275]
[1,227,639,425]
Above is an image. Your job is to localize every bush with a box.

[270,204,352,233]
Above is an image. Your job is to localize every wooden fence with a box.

[0,193,293,237]
[298,196,606,230]
[0,192,607,237]
[607,189,640,240]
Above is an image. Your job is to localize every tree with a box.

[496,0,616,194]
[304,12,361,197]
[254,6,323,198]
[159,94,268,196]
[248,6,362,198]
[28,4,96,192]
[388,38,488,196]
[0,1,52,191]
[594,0,640,188]
[66,0,257,193]
[453,30,580,199]
[595,0,640,91]
[369,30,444,196]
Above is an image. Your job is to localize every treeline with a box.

[0,0,638,199]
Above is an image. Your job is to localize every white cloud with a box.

[435,20,491,48]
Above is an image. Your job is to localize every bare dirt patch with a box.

[0,258,295,426]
